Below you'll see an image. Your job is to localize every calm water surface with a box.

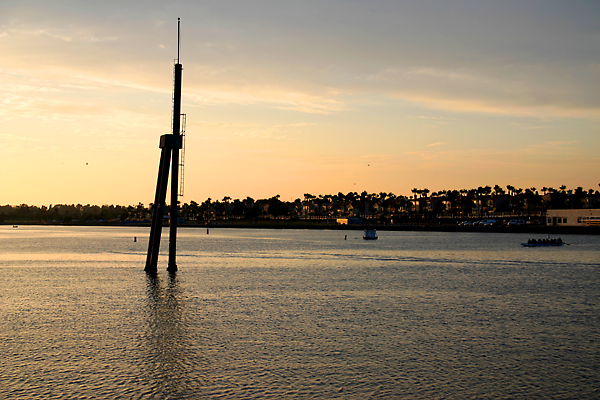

[1,226,598,399]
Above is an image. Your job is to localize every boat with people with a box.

[363,229,378,240]
[521,237,565,247]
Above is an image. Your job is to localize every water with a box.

[1,226,598,399]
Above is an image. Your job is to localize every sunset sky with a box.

[1,0,599,206]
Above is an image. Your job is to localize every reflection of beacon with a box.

[145,18,186,274]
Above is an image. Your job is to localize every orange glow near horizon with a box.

[1,2,599,206]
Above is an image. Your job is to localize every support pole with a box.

[145,18,184,273]
[145,147,172,273]
[168,63,182,272]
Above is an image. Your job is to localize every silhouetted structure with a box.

[146,18,186,274]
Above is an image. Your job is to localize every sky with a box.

[1,0,599,206]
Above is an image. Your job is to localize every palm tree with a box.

[222,196,231,219]
[477,186,492,196]
[411,188,419,200]
[136,202,146,221]
[345,191,358,203]
[201,198,212,222]
[185,200,200,221]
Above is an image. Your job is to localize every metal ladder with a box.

[178,113,186,197]
[170,65,186,198]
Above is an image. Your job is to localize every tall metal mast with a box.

[145,18,184,274]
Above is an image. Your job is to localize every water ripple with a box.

[1,227,599,398]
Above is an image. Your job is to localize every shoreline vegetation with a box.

[2,185,599,234]
[0,219,600,235]
[3,219,599,235]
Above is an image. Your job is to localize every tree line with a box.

[2,184,598,224]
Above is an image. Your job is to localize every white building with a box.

[546,209,600,226]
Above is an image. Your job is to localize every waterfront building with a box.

[546,209,600,226]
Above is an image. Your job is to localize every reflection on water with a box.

[0,226,599,399]
[145,273,185,393]
[143,272,205,397]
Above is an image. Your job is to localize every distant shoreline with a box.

[4,221,599,235]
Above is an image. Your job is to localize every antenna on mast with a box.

[177,17,181,64]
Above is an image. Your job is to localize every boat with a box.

[521,238,565,247]
[521,242,565,247]
[363,229,378,240]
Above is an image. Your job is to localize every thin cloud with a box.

[427,142,447,147]
[185,86,344,115]
[367,64,600,119]
[4,26,118,43]
[524,140,580,153]
[414,116,452,121]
